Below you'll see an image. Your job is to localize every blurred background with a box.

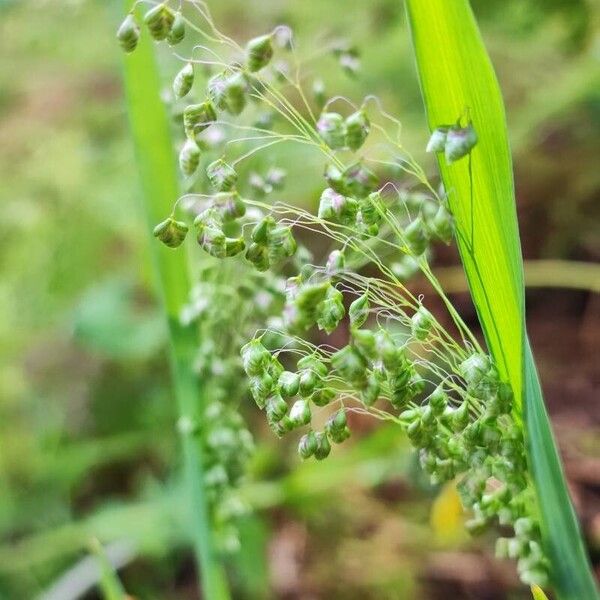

[0,0,599,598]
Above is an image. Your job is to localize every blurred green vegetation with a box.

[0,0,598,598]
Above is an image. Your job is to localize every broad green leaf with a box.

[407,1,524,395]
[405,1,598,598]
[120,6,230,599]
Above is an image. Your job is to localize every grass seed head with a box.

[245,34,274,72]
[173,62,195,99]
[144,3,175,42]
[445,123,478,163]
[153,217,189,248]
[167,12,186,46]
[179,138,201,176]
[116,14,140,53]
[345,108,370,151]
[317,112,346,149]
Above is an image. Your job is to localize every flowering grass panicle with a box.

[118,0,549,586]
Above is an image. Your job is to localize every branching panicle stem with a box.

[119,0,549,591]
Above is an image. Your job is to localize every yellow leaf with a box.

[430,481,464,543]
[531,585,550,600]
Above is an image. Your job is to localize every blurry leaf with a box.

[0,491,183,576]
[430,481,465,544]
[532,584,551,599]
[89,538,128,600]
[73,276,165,359]
[230,516,270,599]
[406,1,599,598]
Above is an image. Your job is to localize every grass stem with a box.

[120,10,230,598]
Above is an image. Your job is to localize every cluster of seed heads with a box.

[177,265,287,554]
[240,271,547,584]
[120,3,548,587]
[426,122,478,164]
[117,2,186,53]
[197,400,253,554]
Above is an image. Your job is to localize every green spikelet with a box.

[351,328,377,360]
[246,34,274,72]
[313,431,331,460]
[223,72,247,116]
[404,216,429,255]
[324,164,346,194]
[359,192,382,226]
[316,112,346,149]
[316,286,345,334]
[278,371,300,398]
[207,72,228,110]
[426,126,450,153]
[267,226,297,263]
[241,339,271,376]
[298,431,318,459]
[342,161,378,198]
[360,373,380,406]
[318,188,358,226]
[445,124,478,163]
[167,12,185,45]
[225,237,246,257]
[179,139,201,176]
[331,345,367,385]
[116,14,140,53]
[206,159,238,191]
[325,409,351,444]
[143,3,175,42]
[245,243,270,272]
[213,191,246,222]
[429,204,455,244]
[173,62,194,98]
[251,215,276,244]
[249,372,274,407]
[183,101,217,140]
[289,399,311,427]
[325,249,345,277]
[198,226,227,258]
[411,305,433,341]
[349,293,369,328]
[153,217,188,248]
[345,108,370,151]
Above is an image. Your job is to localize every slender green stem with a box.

[120,8,230,598]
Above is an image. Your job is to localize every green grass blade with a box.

[531,584,551,600]
[406,0,524,394]
[120,7,230,598]
[90,539,128,600]
[405,1,598,598]
[525,339,598,599]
